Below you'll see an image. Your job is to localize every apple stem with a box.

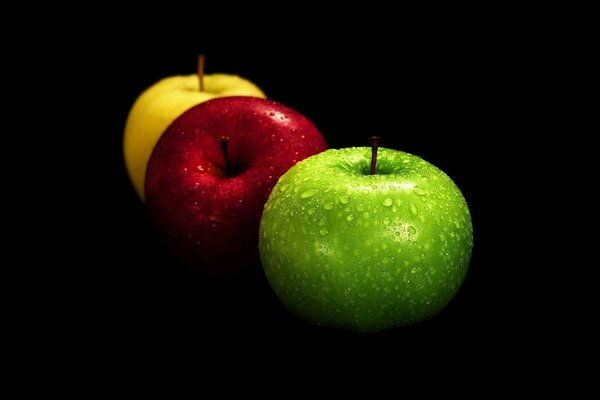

[370,136,381,175]
[220,136,232,175]
[198,54,206,92]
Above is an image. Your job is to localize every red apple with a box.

[145,97,327,275]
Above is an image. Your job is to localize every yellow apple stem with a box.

[220,136,232,175]
[370,136,381,175]
[198,54,206,92]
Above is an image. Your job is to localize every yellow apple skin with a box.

[124,74,266,200]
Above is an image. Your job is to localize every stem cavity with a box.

[220,136,232,175]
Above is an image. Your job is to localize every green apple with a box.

[259,146,473,332]
[123,72,266,200]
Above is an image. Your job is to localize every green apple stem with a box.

[370,136,381,175]
[220,136,232,175]
[198,54,206,92]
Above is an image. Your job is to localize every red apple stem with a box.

[220,136,232,175]
[370,136,381,175]
[198,54,206,92]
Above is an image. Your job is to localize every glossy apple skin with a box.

[259,148,473,332]
[145,97,327,275]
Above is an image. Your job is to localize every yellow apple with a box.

[123,73,266,200]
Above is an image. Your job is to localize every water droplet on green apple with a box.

[383,198,393,207]
[300,189,317,198]
[383,217,391,225]
[346,215,354,221]
[408,226,416,234]
[319,228,329,236]
[323,202,333,210]
[279,184,289,192]
[414,187,426,196]
[356,203,365,212]
[307,208,315,215]
[339,195,349,204]
[410,204,418,215]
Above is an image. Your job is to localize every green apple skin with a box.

[259,148,473,332]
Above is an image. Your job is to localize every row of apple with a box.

[122,60,473,332]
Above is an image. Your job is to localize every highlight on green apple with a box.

[123,55,266,200]
[259,137,473,332]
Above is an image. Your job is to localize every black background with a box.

[61,27,543,362]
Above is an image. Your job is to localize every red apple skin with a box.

[145,97,327,275]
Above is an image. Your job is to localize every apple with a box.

[259,140,473,332]
[145,96,327,275]
[124,56,266,200]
